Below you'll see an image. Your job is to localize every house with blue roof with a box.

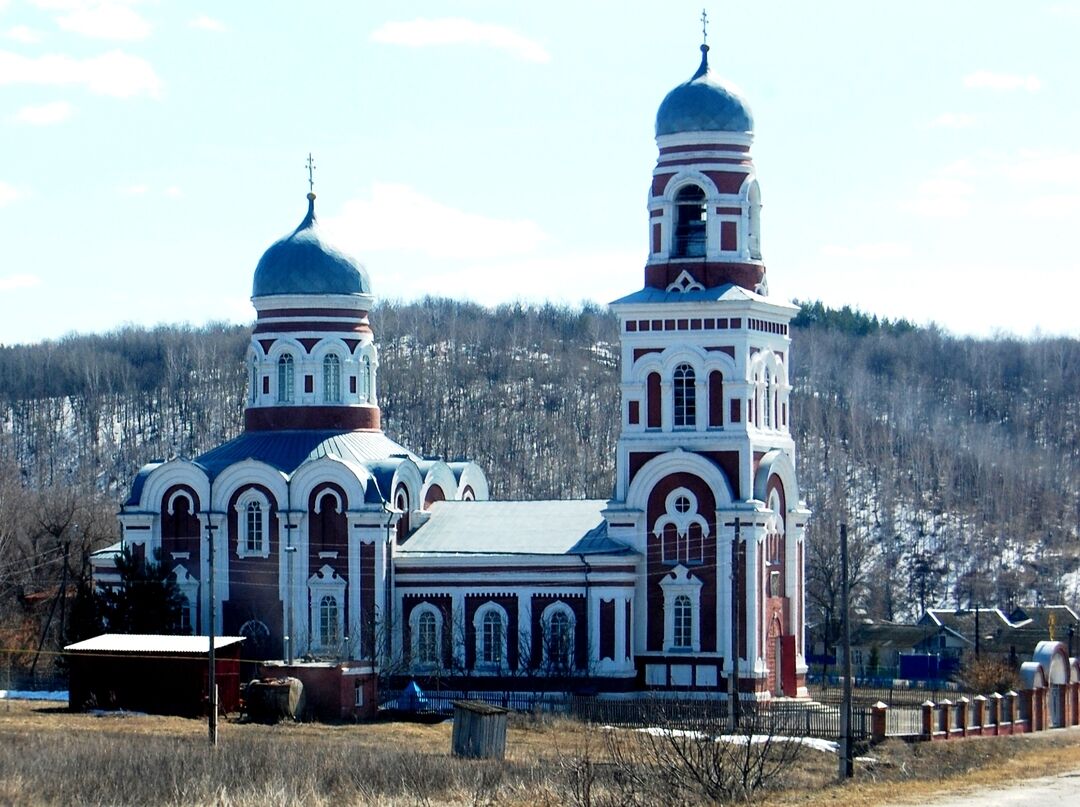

[98,36,810,703]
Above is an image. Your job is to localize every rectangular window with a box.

[628,400,640,425]
[350,376,357,394]
[304,375,314,394]
[354,680,364,707]
[262,376,270,395]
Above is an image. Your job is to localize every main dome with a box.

[655,45,754,136]
[252,194,371,298]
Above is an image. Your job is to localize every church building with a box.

[101,39,809,700]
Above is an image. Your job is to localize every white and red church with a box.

[98,41,810,702]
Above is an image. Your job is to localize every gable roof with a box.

[398,500,632,557]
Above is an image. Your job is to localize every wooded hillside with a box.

[1,299,1077,675]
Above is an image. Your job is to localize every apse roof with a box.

[398,500,632,556]
[193,429,418,480]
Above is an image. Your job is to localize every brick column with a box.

[990,692,1003,735]
[1006,690,1018,730]
[871,701,888,743]
[972,695,987,736]
[939,698,952,737]
[956,696,969,737]
[921,700,935,740]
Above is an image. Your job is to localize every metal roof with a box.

[655,45,753,136]
[193,429,418,480]
[64,634,245,654]
[399,500,632,556]
[124,461,163,506]
[610,283,795,308]
[252,195,371,298]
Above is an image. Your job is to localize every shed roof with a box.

[64,634,245,655]
[398,500,631,556]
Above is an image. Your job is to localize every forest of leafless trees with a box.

[1,298,1077,678]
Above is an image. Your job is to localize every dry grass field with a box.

[1,699,1079,806]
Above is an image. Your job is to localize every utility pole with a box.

[728,518,741,731]
[838,522,853,780]
[285,520,297,665]
[206,517,218,748]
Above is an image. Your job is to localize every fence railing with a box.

[379,689,870,741]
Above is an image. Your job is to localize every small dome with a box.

[655,45,753,136]
[252,194,371,298]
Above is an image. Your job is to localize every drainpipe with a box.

[579,553,592,677]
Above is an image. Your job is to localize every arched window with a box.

[417,610,438,665]
[763,368,773,428]
[673,363,696,428]
[359,356,371,402]
[673,595,693,649]
[748,181,762,260]
[319,595,340,647]
[673,185,707,258]
[277,354,294,403]
[481,610,503,665]
[546,610,573,671]
[323,354,341,403]
[245,501,263,554]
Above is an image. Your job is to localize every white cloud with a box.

[820,242,912,261]
[189,14,226,33]
[0,49,162,98]
[55,2,151,41]
[929,112,975,128]
[322,182,547,260]
[0,181,20,205]
[5,25,44,44]
[963,70,1041,92]
[371,18,550,63]
[13,99,73,124]
[900,178,973,218]
[0,274,40,292]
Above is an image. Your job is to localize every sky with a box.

[1,0,1079,345]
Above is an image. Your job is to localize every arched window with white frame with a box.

[245,501,262,554]
[473,603,508,670]
[359,355,371,402]
[673,363,696,428]
[250,360,258,403]
[319,595,340,647]
[323,353,341,403]
[673,595,693,649]
[235,490,270,559]
[542,602,575,673]
[277,354,294,403]
[763,367,773,429]
[410,605,443,668]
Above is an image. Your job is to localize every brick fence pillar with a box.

[921,700,935,740]
[956,696,969,737]
[939,698,953,737]
[871,701,888,743]
[972,694,987,735]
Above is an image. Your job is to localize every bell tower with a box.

[604,35,810,699]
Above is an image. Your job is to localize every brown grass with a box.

[1,700,1079,806]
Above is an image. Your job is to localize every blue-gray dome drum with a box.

[655,45,754,136]
[252,194,371,298]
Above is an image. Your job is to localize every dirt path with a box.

[888,768,1080,806]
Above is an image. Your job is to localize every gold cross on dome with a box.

[701,8,708,46]
[306,153,316,193]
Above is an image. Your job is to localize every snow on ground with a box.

[0,690,68,702]
[622,726,873,757]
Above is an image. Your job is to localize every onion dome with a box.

[655,44,754,136]
[252,193,371,298]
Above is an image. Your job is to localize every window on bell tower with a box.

[323,354,341,403]
[277,354,294,403]
[673,363,696,428]
[673,185,707,258]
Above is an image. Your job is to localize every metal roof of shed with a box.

[398,500,631,556]
[64,634,245,654]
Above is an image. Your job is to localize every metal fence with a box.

[809,682,971,709]
[379,689,870,741]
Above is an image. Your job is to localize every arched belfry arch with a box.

[753,449,800,508]
[626,449,735,512]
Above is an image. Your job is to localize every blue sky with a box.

[1,0,1078,345]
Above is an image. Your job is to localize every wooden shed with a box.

[451,700,508,760]
[65,634,244,716]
